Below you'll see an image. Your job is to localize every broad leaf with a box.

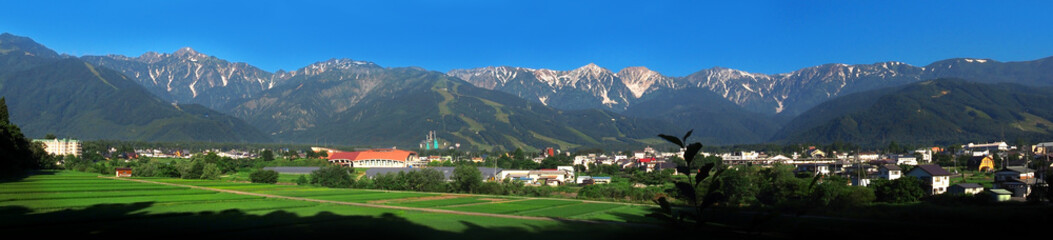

[684,142,703,164]
[682,129,693,143]
[658,134,684,148]
[695,163,715,186]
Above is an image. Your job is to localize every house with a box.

[1032,142,1053,155]
[892,154,918,166]
[948,183,984,195]
[877,164,902,180]
[989,189,1013,202]
[856,152,881,161]
[967,156,995,172]
[591,176,612,184]
[914,148,933,163]
[906,165,953,195]
[962,142,1010,153]
[850,176,870,187]
[993,166,1042,198]
[529,169,574,185]
[806,149,827,158]
[795,164,830,176]
[995,166,1036,182]
[769,155,792,163]
[115,168,132,177]
[654,162,678,174]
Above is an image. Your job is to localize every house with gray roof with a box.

[907,165,954,195]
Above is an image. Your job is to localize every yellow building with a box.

[968,156,995,172]
[32,138,82,157]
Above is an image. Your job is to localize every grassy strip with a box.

[387,197,493,208]
[253,189,378,198]
[310,192,438,203]
[0,199,319,227]
[0,193,260,210]
[0,185,187,194]
[519,203,626,217]
[0,189,212,201]
[441,199,580,214]
[570,205,660,223]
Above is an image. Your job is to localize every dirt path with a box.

[103,177,657,228]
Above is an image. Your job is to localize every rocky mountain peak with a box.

[172,47,208,60]
[617,66,667,98]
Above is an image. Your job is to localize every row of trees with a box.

[0,97,51,178]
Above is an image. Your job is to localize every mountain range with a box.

[775,79,1053,146]
[450,58,1053,117]
[0,33,269,142]
[3,32,1053,149]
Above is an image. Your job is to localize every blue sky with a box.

[2,0,1051,76]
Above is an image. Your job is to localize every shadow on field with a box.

[0,202,751,239]
[0,170,56,183]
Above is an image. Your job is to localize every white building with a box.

[32,138,82,157]
[893,154,918,166]
[914,149,933,163]
[907,165,953,195]
[878,164,902,180]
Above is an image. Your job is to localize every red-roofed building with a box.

[328,149,418,168]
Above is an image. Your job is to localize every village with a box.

[37,135,1052,202]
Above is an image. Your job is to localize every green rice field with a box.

[0,171,673,238]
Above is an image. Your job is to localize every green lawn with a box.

[949,171,995,188]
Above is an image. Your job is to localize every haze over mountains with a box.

[3,32,1052,149]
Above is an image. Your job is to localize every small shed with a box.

[949,183,984,195]
[989,189,1012,202]
[592,176,612,184]
[115,168,132,178]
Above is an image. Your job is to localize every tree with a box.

[44,133,57,139]
[718,166,758,206]
[296,175,309,185]
[200,163,222,180]
[178,160,205,179]
[310,165,354,188]
[405,168,446,192]
[260,149,275,161]
[451,165,482,193]
[249,169,279,184]
[1,97,47,178]
[870,177,926,203]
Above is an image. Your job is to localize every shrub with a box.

[249,169,279,184]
